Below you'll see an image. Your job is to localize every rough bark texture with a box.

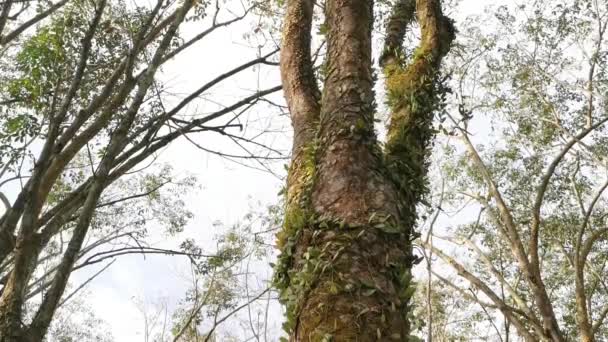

[276,0,454,340]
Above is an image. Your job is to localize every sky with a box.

[14,0,511,340]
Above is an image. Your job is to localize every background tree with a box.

[170,217,275,342]
[44,294,114,342]
[0,0,284,339]
[419,1,608,341]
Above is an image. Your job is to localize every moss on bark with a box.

[276,0,455,340]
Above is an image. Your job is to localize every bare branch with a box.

[421,240,541,341]
[530,117,608,267]
[57,259,115,307]
[0,0,69,45]
[202,288,270,342]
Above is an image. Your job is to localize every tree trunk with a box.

[275,0,454,340]
[575,263,594,342]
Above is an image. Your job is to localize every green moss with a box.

[275,140,319,250]
[273,139,321,334]
[381,49,452,333]
[382,50,452,231]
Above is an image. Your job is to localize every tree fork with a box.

[276,0,454,340]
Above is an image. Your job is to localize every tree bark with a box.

[276,0,454,340]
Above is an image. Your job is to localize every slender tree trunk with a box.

[276,0,454,340]
[575,263,594,342]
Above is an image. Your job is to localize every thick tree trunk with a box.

[276,0,454,340]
